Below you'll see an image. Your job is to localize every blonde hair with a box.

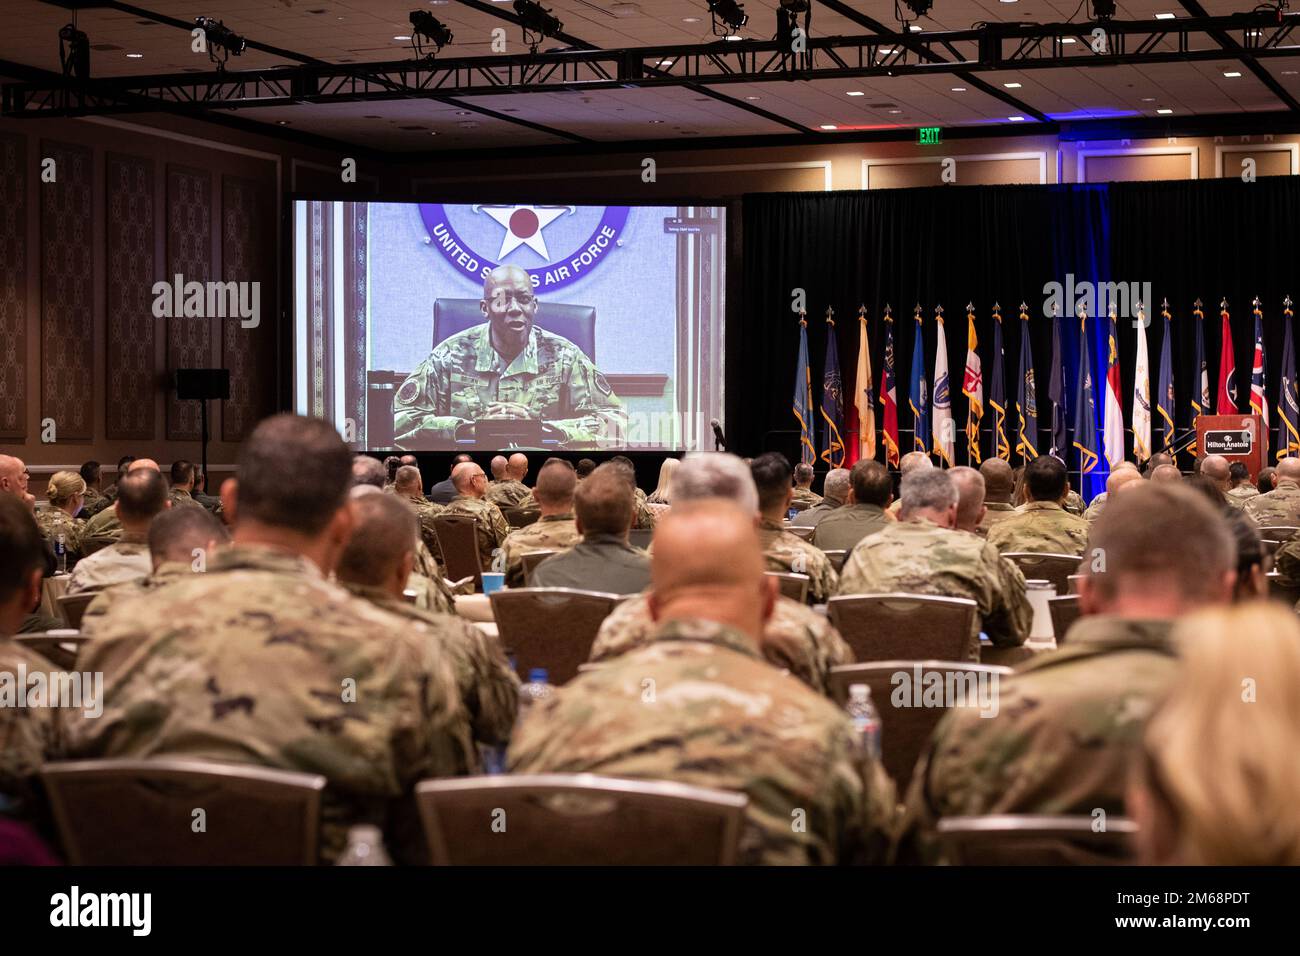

[46,470,86,507]
[647,457,680,504]
[1136,602,1300,865]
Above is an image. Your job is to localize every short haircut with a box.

[79,460,101,485]
[749,452,793,512]
[394,465,422,491]
[899,451,933,475]
[116,455,136,473]
[1024,455,1068,501]
[0,495,43,606]
[490,455,508,478]
[1186,474,1228,511]
[1258,466,1277,494]
[606,455,638,491]
[901,468,957,515]
[822,467,851,502]
[336,491,418,588]
[148,506,228,566]
[384,456,402,484]
[1152,463,1183,483]
[575,464,635,536]
[351,455,387,488]
[238,414,353,535]
[1200,455,1229,481]
[850,459,892,507]
[948,466,986,526]
[534,459,577,508]
[1229,462,1250,485]
[170,459,195,486]
[1278,457,1300,482]
[1085,484,1235,604]
[979,458,1014,499]
[576,458,597,478]
[115,468,169,523]
[793,462,815,485]
[672,452,760,513]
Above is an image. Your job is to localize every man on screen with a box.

[393,265,627,449]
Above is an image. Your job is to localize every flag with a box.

[989,304,1010,460]
[933,306,954,466]
[1250,297,1269,461]
[1190,299,1208,455]
[1048,308,1068,456]
[909,306,930,457]
[1217,299,1238,414]
[1132,304,1152,464]
[1279,296,1299,460]
[1103,307,1125,467]
[856,306,876,462]
[1074,310,1100,475]
[880,305,900,467]
[962,304,983,464]
[1155,300,1176,452]
[820,308,845,468]
[793,314,815,464]
[1015,302,1038,461]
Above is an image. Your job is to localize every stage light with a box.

[707,0,749,37]
[409,10,454,58]
[195,16,247,71]
[514,0,564,51]
[58,22,90,82]
[1090,0,1116,20]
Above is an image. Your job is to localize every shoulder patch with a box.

[396,379,420,405]
[595,372,612,396]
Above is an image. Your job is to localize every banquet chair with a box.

[432,514,484,590]
[519,549,558,584]
[935,815,1138,865]
[14,631,87,671]
[56,592,96,630]
[489,588,622,684]
[766,572,809,604]
[1001,553,1081,594]
[1048,594,1082,643]
[827,593,976,663]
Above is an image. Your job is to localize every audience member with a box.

[67,468,169,594]
[442,460,510,571]
[986,455,1089,555]
[1244,456,1300,525]
[1225,461,1259,508]
[530,464,649,594]
[1083,462,1142,523]
[977,458,1016,533]
[499,460,579,588]
[812,459,891,550]
[791,467,849,530]
[791,462,821,509]
[749,452,837,603]
[646,456,679,505]
[486,453,530,508]
[35,471,86,559]
[948,466,986,535]
[168,459,205,510]
[428,454,473,505]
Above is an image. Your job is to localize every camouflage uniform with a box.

[340,581,519,766]
[82,560,193,623]
[514,489,538,512]
[406,571,457,616]
[442,494,510,572]
[35,506,85,559]
[80,486,107,515]
[589,592,854,698]
[394,489,445,567]
[66,531,151,595]
[978,501,1018,534]
[1243,477,1300,526]
[78,505,123,554]
[1225,483,1259,510]
[65,544,471,864]
[509,617,896,865]
[1063,489,1085,516]
[837,516,1031,659]
[0,638,56,817]
[633,487,656,531]
[499,513,580,588]
[168,488,205,511]
[393,324,627,448]
[792,487,822,509]
[1082,491,1108,523]
[985,500,1090,556]
[758,518,838,604]
[898,616,1175,861]
[485,479,530,509]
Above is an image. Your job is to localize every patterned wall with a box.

[166,166,213,441]
[40,141,94,441]
[105,153,156,439]
[221,175,274,442]
[0,132,26,441]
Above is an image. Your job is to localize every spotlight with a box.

[58,22,90,82]
[707,0,749,37]
[1090,0,1116,19]
[409,10,454,58]
[194,16,247,71]
[514,0,564,52]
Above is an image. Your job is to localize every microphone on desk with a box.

[710,418,727,451]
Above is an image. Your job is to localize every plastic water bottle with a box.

[336,825,392,866]
[846,684,882,762]
[517,668,555,723]
[54,534,67,574]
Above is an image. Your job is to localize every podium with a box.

[1196,414,1265,479]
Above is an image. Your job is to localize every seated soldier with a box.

[78,458,162,554]
[391,464,445,566]
[1244,456,1300,525]
[35,471,87,562]
[977,459,1017,533]
[67,468,170,595]
[812,460,891,551]
[499,459,579,588]
[485,453,530,509]
[441,461,510,572]
[986,455,1089,556]
[790,462,822,509]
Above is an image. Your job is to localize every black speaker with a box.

[175,368,230,401]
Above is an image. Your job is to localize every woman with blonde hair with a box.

[1129,602,1300,865]
[646,456,679,506]
[36,470,87,560]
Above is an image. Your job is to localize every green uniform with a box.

[499,514,580,588]
[66,532,151,595]
[35,506,85,560]
[485,479,530,509]
[790,496,846,531]
[978,501,1018,534]
[758,518,838,604]
[530,533,650,595]
[811,503,889,552]
[442,494,510,572]
[80,486,107,515]
[791,487,822,508]
[82,560,193,623]
[64,544,471,864]
[509,617,896,865]
[1243,477,1300,526]
[837,516,1032,659]
[79,504,123,555]
[394,489,446,568]
[589,592,854,698]
[985,500,1090,556]
[167,488,205,511]
[633,487,656,531]
[393,324,627,448]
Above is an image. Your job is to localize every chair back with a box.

[1048,594,1081,643]
[789,499,813,513]
[827,593,976,662]
[14,631,87,670]
[433,514,484,589]
[489,588,622,684]
[1266,571,1300,607]
[766,571,809,604]
[785,525,815,541]
[827,661,1011,793]
[627,528,652,550]
[501,507,540,529]
[1066,573,1085,594]
[42,759,325,865]
[56,592,96,629]
[1001,552,1081,593]
[519,549,558,584]
[935,814,1137,865]
[434,298,596,360]
[416,774,747,865]
[1258,525,1300,542]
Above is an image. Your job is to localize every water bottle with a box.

[55,534,67,574]
[336,825,392,866]
[517,668,555,723]
[846,684,882,762]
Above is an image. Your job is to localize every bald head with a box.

[351,455,386,489]
[452,460,488,497]
[1107,466,1144,497]
[1200,455,1230,485]
[979,458,1014,504]
[127,458,160,474]
[1277,458,1300,483]
[489,456,508,480]
[533,459,576,514]
[648,499,774,641]
[899,451,933,475]
[948,466,986,533]
[1151,464,1182,484]
[507,453,529,481]
[0,455,30,507]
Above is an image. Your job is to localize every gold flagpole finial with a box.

[798,308,807,327]
[914,304,923,323]
[884,303,893,321]
[1194,297,1203,313]
[1220,297,1230,312]
[1018,301,1029,320]
[934,303,944,318]
[825,305,835,326]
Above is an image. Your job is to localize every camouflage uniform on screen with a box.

[985,500,1090,556]
[791,487,823,509]
[340,581,519,766]
[897,617,1176,861]
[167,488,205,511]
[510,617,896,865]
[485,479,530,509]
[978,501,1018,534]
[393,324,627,448]
[1063,490,1085,516]
[589,592,854,698]
[82,560,193,624]
[66,532,152,595]
[758,518,838,604]
[1225,483,1260,510]
[442,494,510,572]
[1243,477,1300,526]
[0,639,55,817]
[62,545,471,864]
[34,506,85,559]
[499,513,580,588]
[837,516,1031,659]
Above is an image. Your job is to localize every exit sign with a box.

[918,127,943,145]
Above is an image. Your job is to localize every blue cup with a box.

[481,572,506,595]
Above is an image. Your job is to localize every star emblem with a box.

[475,204,571,260]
